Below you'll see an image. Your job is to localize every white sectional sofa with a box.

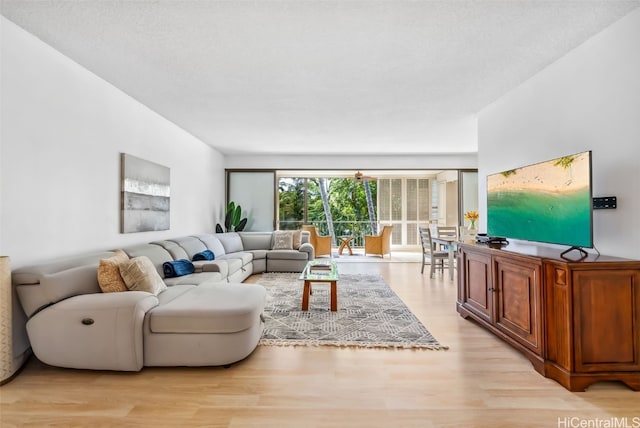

[12,231,314,372]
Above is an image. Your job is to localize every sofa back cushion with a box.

[216,233,244,254]
[239,232,273,251]
[194,234,226,257]
[122,244,173,278]
[169,236,208,259]
[151,240,190,261]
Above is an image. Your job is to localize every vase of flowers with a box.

[464,210,479,236]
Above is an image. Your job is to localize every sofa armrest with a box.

[26,291,158,371]
[299,242,315,260]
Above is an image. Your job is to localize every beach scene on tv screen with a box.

[487,151,592,247]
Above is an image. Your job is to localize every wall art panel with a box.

[121,154,170,233]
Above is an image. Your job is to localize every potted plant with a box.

[216,201,248,233]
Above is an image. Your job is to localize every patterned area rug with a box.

[257,272,447,350]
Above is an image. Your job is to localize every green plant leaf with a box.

[224,210,234,232]
[235,218,248,231]
[232,205,242,226]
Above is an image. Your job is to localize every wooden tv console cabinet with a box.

[456,242,640,391]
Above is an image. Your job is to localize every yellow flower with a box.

[464,211,479,229]
[464,211,479,221]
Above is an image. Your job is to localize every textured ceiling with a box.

[2,1,639,155]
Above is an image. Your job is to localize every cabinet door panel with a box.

[573,270,640,372]
[462,251,492,322]
[494,256,542,355]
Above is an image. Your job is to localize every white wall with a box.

[0,18,226,268]
[478,8,640,259]
[225,153,478,170]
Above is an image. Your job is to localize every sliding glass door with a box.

[228,171,275,231]
[277,175,377,247]
[228,169,478,249]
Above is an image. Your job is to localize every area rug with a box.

[257,272,447,350]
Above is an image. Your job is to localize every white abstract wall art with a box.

[121,153,170,233]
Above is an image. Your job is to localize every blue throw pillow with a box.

[192,250,215,261]
[163,259,196,278]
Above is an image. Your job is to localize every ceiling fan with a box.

[353,171,375,182]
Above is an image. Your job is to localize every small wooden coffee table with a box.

[299,261,339,311]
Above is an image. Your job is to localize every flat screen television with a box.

[487,150,593,250]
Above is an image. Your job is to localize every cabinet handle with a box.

[81,318,95,326]
[488,288,495,292]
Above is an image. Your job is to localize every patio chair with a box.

[364,225,393,257]
[302,225,333,257]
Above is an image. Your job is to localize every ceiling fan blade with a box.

[353,171,376,181]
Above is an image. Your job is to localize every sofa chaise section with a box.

[143,281,266,367]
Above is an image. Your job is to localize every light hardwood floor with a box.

[1,262,638,427]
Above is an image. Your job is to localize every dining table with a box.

[429,236,457,280]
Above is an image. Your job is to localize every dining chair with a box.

[436,225,458,239]
[436,225,458,251]
[420,227,449,278]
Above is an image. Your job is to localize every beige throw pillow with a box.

[97,249,130,293]
[119,256,167,296]
[292,230,302,250]
[272,230,293,250]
